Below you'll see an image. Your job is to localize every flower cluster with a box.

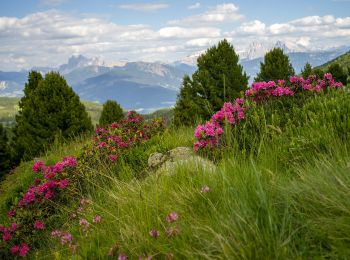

[0,156,78,257]
[87,111,164,163]
[19,157,75,207]
[245,73,344,102]
[194,73,345,152]
[194,98,247,151]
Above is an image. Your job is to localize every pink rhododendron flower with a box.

[109,154,117,162]
[11,223,17,232]
[19,243,29,257]
[2,231,11,241]
[34,220,45,230]
[32,160,45,172]
[11,244,20,255]
[61,233,73,245]
[166,212,178,223]
[54,162,65,172]
[93,215,102,224]
[58,179,69,189]
[7,209,16,218]
[63,156,77,167]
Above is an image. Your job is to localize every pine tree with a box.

[14,71,93,161]
[173,39,248,125]
[0,124,11,178]
[99,100,124,126]
[313,68,324,79]
[301,62,313,78]
[255,48,295,82]
[328,63,347,85]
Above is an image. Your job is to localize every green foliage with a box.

[312,68,324,79]
[255,48,295,82]
[328,63,347,84]
[314,50,350,73]
[301,62,313,78]
[174,39,248,125]
[99,100,124,126]
[13,71,93,161]
[0,124,11,178]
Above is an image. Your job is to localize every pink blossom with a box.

[98,141,107,148]
[11,223,17,232]
[79,218,90,231]
[2,231,11,241]
[80,198,89,205]
[237,111,245,120]
[34,178,41,185]
[34,220,45,230]
[93,215,102,224]
[58,179,69,189]
[32,160,45,172]
[54,162,65,172]
[19,243,29,257]
[44,190,55,200]
[109,154,117,162]
[11,244,20,255]
[61,233,73,245]
[7,209,16,218]
[149,229,160,238]
[51,230,62,238]
[118,254,128,260]
[166,212,178,223]
[63,156,77,167]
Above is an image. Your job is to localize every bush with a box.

[99,100,124,126]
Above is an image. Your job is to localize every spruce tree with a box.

[313,68,324,79]
[0,124,11,178]
[301,62,313,78]
[99,100,124,126]
[328,63,347,85]
[255,48,295,82]
[173,39,248,125]
[14,71,93,161]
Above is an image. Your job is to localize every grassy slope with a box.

[1,92,350,258]
[0,97,103,126]
[314,50,350,72]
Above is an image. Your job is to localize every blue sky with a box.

[1,0,350,70]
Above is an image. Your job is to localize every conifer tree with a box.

[99,100,124,126]
[301,62,313,78]
[14,71,93,161]
[173,39,248,125]
[0,124,11,178]
[255,48,295,82]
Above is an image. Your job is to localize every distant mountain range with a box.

[0,42,349,112]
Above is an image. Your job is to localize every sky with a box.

[1,0,350,71]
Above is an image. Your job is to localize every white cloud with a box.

[158,26,220,38]
[236,20,266,35]
[169,3,243,25]
[188,2,201,10]
[118,3,169,11]
[39,0,68,6]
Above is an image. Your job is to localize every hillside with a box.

[314,50,350,72]
[0,97,103,126]
[1,76,350,258]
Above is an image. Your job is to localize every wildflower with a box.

[166,212,178,223]
[53,161,65,172]
[118,254,128,260]
[61,233,73,245]
[149,229,160,238]
[11,244,20,255]
[79,218,90,231]
[11,223,17,232]
[34,220,45,230]
[58,179,69,189]
[63,156,77,167]
[7,209,16,218]
[44,190,54,200]
[77,207,84,213]
[32,160,45,172]
[201,186,210,193]
[237,111,245,120]
[34,178,41,185]
[109,154,117,162]
[2,231,11,241]
[51,230,62,238]
[19,243,29,257]
[93,215,102,224]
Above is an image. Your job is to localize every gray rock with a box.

[168,147,193,161]
[148,152,166,168]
